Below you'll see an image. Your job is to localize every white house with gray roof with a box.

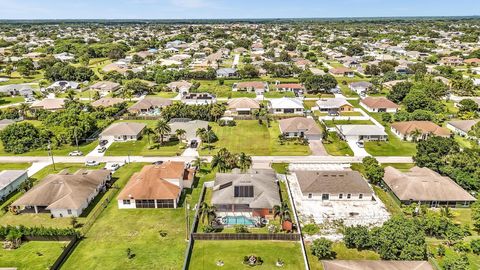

[0,170,28,200]
[268,97,304,115]
[336,125,387,141]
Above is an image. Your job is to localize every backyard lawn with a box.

[189,241,305,270]
[322,132,353,156]
[106,137,186,156]
[198,120,310,156]
[364,127,417,156]
[0,163,104,228]
[62,163,189,270]
[307,242,380,270]
[0,241,68,270]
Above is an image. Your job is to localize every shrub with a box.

[437,245,446,257]
[311,238,335,260]
[234,225,249,233]
[203,225,216,233]
[471,239,480,255]
[302,224,320,236]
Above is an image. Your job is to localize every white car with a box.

[68,150,83,156]
[356,141,365,148]
[105,163,121,172]
[97,147,107,153]
[85,160,100,167]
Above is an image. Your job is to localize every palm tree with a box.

[409,128,423,142]
[191,156,206,170]
[175,129,186,141]
[237,152,252,172]
[18,103,30,119]
[273,202,291,224]
[142,127,154,145]
[154,119,171,145]
[66,89,76,101]
[199,202,217,225]
[196,128,207,138]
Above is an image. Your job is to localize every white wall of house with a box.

[0,172,28,199]
[342,134,387,142]
[303,192,373,201]
[50,208,83,218]
[100,134,140,142]
[360,102,398,113]
[118,199,137,209]
[446,123,468,137]
[390,127,430,141]
[271,108,304,115]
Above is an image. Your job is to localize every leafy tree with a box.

[346,44,364,56]
[238,64,259,78]
[471,239,480,255]
[443,253,470,270]
[304,74,338,94]
[451,78,476,96]
[311,238,335,259]
[0,123,50,154]
[344,225,371,249]
[387,82,413,103]
[362,157,384,185]
[458,99,479,113]
[414,137,459,171]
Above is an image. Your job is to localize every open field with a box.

[189,241,305,270]
[198,120,310,156]
[0,241,68,270]
[307,242,380,270]
[0,140,98,157]
[106,137,185,156]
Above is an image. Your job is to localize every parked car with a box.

[105,163,120,172]
[85,160,100,166]
[99,140,108,147]
[152,161,164,165]
[356,141,365,148]
[190,139,198,148]
[97,146,107,153]
[68,150,83,156]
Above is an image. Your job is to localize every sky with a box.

[0,0,479,20]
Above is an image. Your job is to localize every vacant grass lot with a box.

[307,242,380,270]
[0,241,68,270]
[0,163,104,228]
[189,241,305,270]
[0,163,31,170]
[62,163,188,270]
[0,140,98,157]
[106,137,185,156]
[322,132,353,156]
[198,120,310,156]
[364,127,417,156]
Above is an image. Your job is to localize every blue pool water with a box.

[224,216,256,226]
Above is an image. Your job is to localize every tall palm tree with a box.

[199,202,217,225]
[196,128,207,138]
[273,202,291,224]
[191,156,206,170]
[66,89,76,101]
[237,152,252,172]
[142,127,154,145]
[155,119,171,145]
[409,128,423,142]
[175,129,186,141]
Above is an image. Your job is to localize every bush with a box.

[203,225,216,233]
[344,225,371,249]
[471,239,480,255]
[437,245,446,257]
[311,238,335,260]
[234,225,249,233]
[302,224,320,236]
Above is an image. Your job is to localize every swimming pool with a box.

[223,216,256,226]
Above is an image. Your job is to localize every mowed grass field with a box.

[0,241,68,270]
[189,241,305,270]
[198,120,311,156]
[62,163,189,270]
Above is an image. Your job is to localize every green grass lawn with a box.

[0,163,104,228]
[364,127,417,156]
[149,92,179,98]
[0,140,98,157]
[263,91,296,98]
[105,137,186,156]
[307,242,380,270]
[323,119,373,128]
[428,241,480,270]
[198,120,310,156]
[62,163,189,270]
[322,132,353,156]
[372,186,402,216]
[0,163,31,170]
[0,241,68,270]
[0,95,25,105]
[380,163,415,172]
[195,79,256,98]
[189,241,305,270]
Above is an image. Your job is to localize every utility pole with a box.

[48,140,56,171]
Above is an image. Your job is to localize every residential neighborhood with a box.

[0,5,480,270]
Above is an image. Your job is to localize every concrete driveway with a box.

[346,139,370,157]
[86,140,114,157]
[309,140,327,156]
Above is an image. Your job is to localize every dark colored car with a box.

[99,140,108,147]
[190,140,198,148]
[152,161,164,165]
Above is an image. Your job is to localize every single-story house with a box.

[294,170,374,201]
[226,97,260,115]
[91,97,124,108]
[117,162,196,209]
[46,81,80,91]
[276,83,305,94]
[128,97,172,115]
[168,118,209,141]
[100,122,146,142]
[30,98,65,111]
[322,260,434,270]
[268,97,304,115]
[337,125,388,141]
[316,98,354,114]
[167,80,192,94]
[232,81,269,94]
[89,81,121,94]
[181,93,217,105]
[0,83,34,97]
[211,169,281,218]
[0,170,28,200]
[12,169,111,217]
[440,56,463,66]
[383,166,476,207]
[390,121,451,141]
[279,117,322,140]
[329,67,354,77]
[216,68,238,78]
[349,81,373,96]
[360,97,400,113]
[0,119,15,130]
[446,119,479,137]
[464,58,480,66]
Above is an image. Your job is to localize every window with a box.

[359,194,363,199]
[157,199,175,208]
[347,194,351,199]
[234,186,254,197]
[67,209,72,215]
[123,200,131,205]
[322,194,329,200]
[136,199,155,208]
[339,194,343,199]
[308,193,312,199]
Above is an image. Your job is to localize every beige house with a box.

[279,117,322,140]
[100,122,146,142]
[390,121,450,141]
[226,98,260,115]
[128,97,172,115]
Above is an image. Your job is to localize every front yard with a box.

[105,137,186,156]
[0,140,98,157]
[322,132,353,156]
[199,120,311,156]
[0,241,68,270]
[189,240,305,270]
[364,127,417,156]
